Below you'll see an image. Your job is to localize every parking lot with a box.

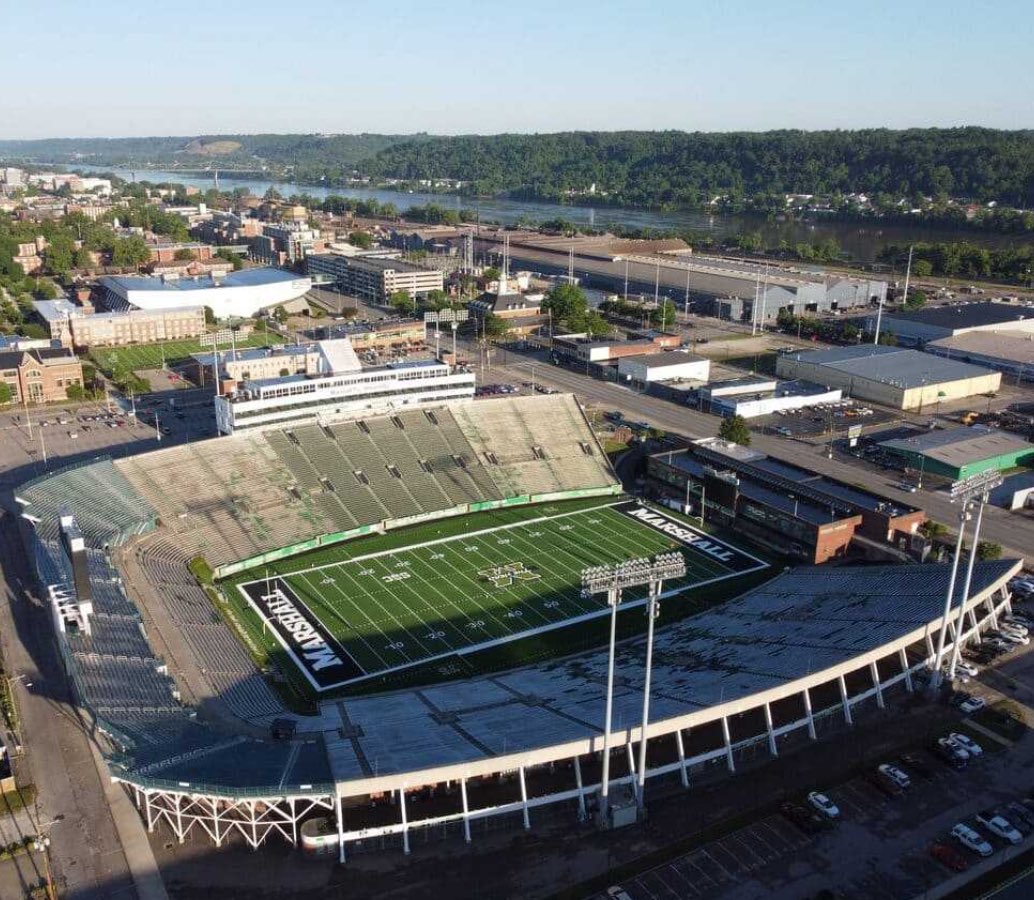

[597,629,1034,900]
[0,387,218,491]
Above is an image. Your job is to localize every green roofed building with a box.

[879,425,1034,480]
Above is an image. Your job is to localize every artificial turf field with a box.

[89,333,282,374]
[233,498,767,691]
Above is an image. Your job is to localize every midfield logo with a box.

[479,561,541,588]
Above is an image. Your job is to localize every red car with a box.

[930,841,970,873]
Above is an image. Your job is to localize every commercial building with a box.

[617,350,710,384]
[317,319,427,354]
[875,301,1034,346]
[926,331,1034,385]
[879,425,1034,480]
[250,223,326,266]
[700,377,843,419]
[647,438,926,562]
[99,268,312,320]
[34,299,206,349]
[552,333,680,364]
[305,254,443,302]
[214,357,475,434]
[0,347,83,404]
[194,339,360,387]
[775,345,1001,411]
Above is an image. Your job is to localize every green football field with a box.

[90,333,283,374]
[234,500,766,691]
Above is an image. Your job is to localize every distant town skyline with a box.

[3,0,1033,140]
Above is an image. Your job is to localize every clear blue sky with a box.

[5,0,1032,138]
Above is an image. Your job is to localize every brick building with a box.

[0,348,84,404]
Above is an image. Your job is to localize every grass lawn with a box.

[89,333,283,375]
[219,498,771,696]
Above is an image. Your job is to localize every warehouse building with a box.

[879,425,1034,480]
[700,377,843,419]
[617,350,710,384]
[647,438,925,563]
[926,331,1034,385]
[875,301,1034,346]
[305,254,443,303]
[775,345,1001,411]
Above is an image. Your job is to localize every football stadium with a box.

[13,392,1023,861]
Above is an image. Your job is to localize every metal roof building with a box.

[775,345,1002,410]
[877,301,1034,344]
[926,330,1034,385]
[879,424,1034,479]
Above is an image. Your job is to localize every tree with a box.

[272,305,288,324]
[976,541,1002,561]
[388,290,415,316]
[650,299,678,331]
[263,187,283,202]
[111,235,151,267]
[173,248,196,261]
[718,414,751,446]
[204,306,217,325]
[912,259,934,278]
[0,382,12,405]
[482,266,501,283]
[65,383,85,402]
[215,248,244,271]
[482,313,507,339]
[73,247,94,269]
[904,289,927,310]
[348,231,373,249]
[424,289,449,311]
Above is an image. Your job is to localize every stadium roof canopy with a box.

[316,560,1016,789]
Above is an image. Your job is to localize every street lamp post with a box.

[581,552,686,826]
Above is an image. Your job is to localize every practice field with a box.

[90,333,282,374]
[235,500,767,692]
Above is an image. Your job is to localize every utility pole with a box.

[875,245,910,345]
[623,258,629,302]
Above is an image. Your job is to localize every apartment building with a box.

[34,299,206,348]
[306,253,443,302]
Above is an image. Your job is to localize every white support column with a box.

[985,595,1000,629]
[721,716,735,773]
[925,633,935,659]
[144,791,155,833]
[967,609,981,644]
[337,794,346,864]
[838,675,853,725]
[176,795,185,844]
[870,660,885,709]
[399,789,410,855]
[460,778,472,843]
[573,757,587,821]
[802,688,817,740]
[625,743,637,798]
[675,729,689,788]
[518,766,531,830]
[899,648,913,692]
[290,798,298,847]
[763,702,778,757]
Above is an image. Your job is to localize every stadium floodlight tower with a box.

[946,468,1004,682]
[930,468,1003,690]
[423,308,469,364]
[581,552,686,827]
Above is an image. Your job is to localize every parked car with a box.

[1003,802,1034,834]
[781,801,827,834]
[951,823,993,857]
[807,791,840,819]
[1001,630,1030,646]
[878,763,911,789]
[934,738,969,769]
[975,811,1023,844]
[930,841,971,872]
[948,733,983,758]
[955,695,987,715]
[956,661,979,678]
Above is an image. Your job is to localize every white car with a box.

[939,736,970,761]
[807,791,840,819]
[607,888,633,900]
[1004,615,1033,628]
[1002,622,1029,637]
[975,812,1023,844]
[958,696,987,714]
[878,763,911,789]
[949,733,983,757]
[1002,630,1031,646]
[956,661,979,678]
[952,823,993,856]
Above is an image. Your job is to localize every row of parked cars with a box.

[941,799,1034,865]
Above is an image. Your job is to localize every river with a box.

[79,165,1027,263]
